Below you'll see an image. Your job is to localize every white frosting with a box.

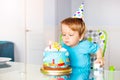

[59,48,67,51]
[45,47,57,51]
[45,46,67,52]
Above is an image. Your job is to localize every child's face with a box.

[61,24,81,47]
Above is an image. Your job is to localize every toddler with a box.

[60,17,104,80]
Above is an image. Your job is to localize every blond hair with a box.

[61,17,86,37]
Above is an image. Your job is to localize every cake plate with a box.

[40,67,72,76]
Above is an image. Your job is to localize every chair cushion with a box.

[85,30,107,57]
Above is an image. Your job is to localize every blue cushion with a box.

[0,41,14,61]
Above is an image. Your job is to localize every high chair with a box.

[84,30,107,69]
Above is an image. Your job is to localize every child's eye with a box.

[62,34,66,36]
[69,34,73,36]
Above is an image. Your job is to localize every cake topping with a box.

[53,42,61,50]
[46,41,64,51]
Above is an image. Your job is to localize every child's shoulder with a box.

[80,39,98,47]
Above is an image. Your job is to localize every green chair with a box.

[84,30,107,69]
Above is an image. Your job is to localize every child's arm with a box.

[94,48,104,67]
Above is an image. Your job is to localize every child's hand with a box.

[94,58,104,67]
[95,48,104,67]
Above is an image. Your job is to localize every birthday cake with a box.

[43,42,70,70]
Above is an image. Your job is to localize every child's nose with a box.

[65,35,69,39]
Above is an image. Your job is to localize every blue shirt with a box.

[62,40,100,70]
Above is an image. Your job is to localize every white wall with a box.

[72,0,120,26]
[0,0,26,62]
[25,0,45,65]
[72,0,120,70]
[55,0,71,41]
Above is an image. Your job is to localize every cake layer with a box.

[41,67,72,76]
[43,66,71,70]
[43,51,70,68]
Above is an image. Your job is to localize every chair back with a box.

[85,30,107,69]
[84,30,107,57]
